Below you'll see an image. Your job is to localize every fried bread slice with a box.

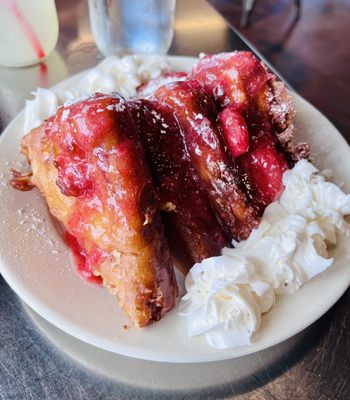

[15,93,178,327]
[191,51,307,212]
[131,98,229,268]
[153,80,259,241]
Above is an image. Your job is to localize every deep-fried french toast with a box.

[153,79,259,241]
[131,98,229,268]
[14,93,178,327]
[190,51,307,212]
[10,52,306,330]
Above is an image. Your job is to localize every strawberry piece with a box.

[238,131,289,209]
[218,105,249,157]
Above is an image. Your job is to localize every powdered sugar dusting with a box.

[0,172,6,188]
[0,159,62,266]
[63,94,95,108]
[61,108,70,122]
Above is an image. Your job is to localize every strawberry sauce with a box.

[65,232,102,285]
[191,52,291,213]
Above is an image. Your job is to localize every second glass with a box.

[88,0,176,56]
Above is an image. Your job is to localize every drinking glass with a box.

[88,0,176,56]
[0,0,59,67]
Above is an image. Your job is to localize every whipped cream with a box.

[180,160,350,349]
[23,54,170,132]
[23,88,58,134]
[63,54,170,100]
[179,255,274,348]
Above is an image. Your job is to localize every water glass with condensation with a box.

[0,0,59,67]
[88,0,176,56]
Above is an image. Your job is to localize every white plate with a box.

[1,56,350,363]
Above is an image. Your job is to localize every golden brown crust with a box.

[20,93,178,327]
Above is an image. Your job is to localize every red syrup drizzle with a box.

[39,62,48,87]
[8,0,46,61]
[65,232,103,286]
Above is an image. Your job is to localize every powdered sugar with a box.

[0,160,61,261]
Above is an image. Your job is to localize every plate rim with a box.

[0,54,350,363]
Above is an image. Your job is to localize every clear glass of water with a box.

[88,0,176,56]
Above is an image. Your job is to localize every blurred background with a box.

[209,0,350,142]
[55,0,350,140]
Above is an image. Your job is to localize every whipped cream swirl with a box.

[24,54,169,132]
[24,88,59,134]
[180,160,350,349]
[179,255,274,348]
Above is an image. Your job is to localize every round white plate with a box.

[1,56,350,363]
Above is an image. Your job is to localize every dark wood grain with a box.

[209,0,350,142]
